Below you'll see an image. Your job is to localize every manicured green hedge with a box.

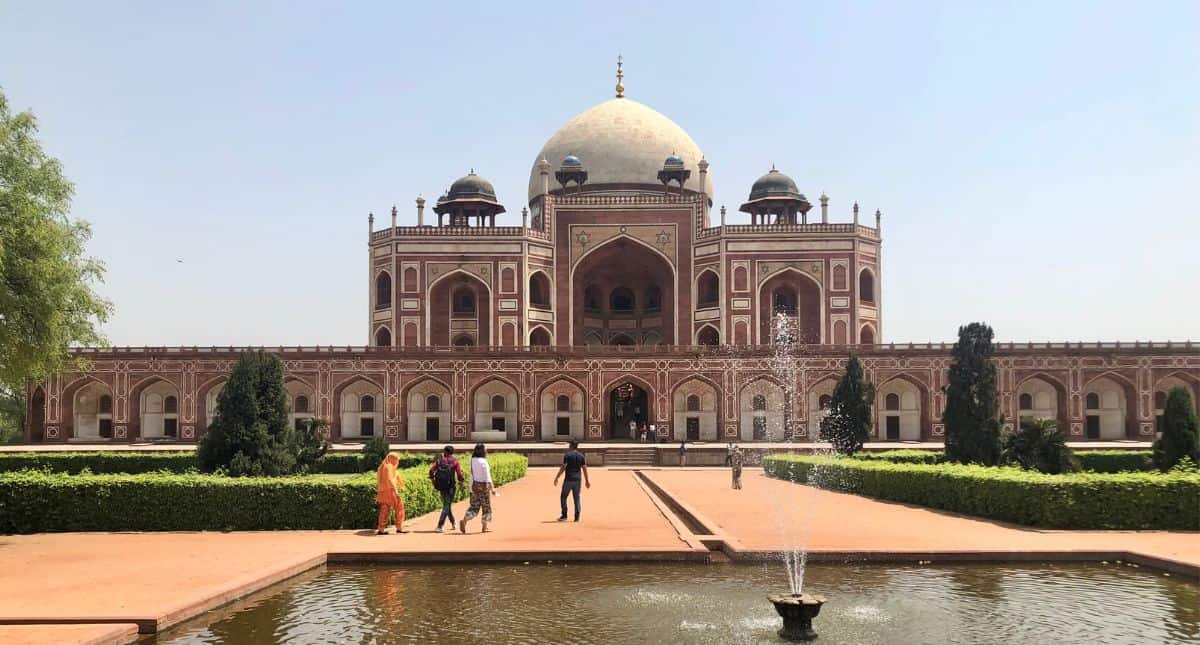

[851,449,1154,473]
[0,451,431,475]
[763,454,1198,530]
[1075,450,1155,473]
[0,453,526,533]
[853,450,944,465]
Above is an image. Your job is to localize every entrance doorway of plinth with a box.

[609,382,649,439]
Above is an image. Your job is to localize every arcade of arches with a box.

[26,351,1200,444]
[573,239,674,346]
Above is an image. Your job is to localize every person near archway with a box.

[730,445,744,490]
[375,453,406,535]
[553,439,591,522]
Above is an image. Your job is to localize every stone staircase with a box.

[604,447,658,467]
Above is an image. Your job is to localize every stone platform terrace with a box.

[0,466,1194,644]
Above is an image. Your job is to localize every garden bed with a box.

[0,453,526,533]
[763,454,1198,530]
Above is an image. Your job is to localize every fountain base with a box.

[768,593,826,641]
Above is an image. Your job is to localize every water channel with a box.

[157,562,1199,644]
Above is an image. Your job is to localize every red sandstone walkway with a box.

[644,469,1200,568]
[0,467,1195,644]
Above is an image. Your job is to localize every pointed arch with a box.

[672,375,721,441]
[133,377,181,440]
[471,376,520,440]
[875,373,929,441]
[538,375,586,441]
[374,325,392,347]
[739,375,791,442]
[529,270,552,309]
[604,373,656,439]
[696,324,720,346]
[569,234,679,346]
[858,267,876,304]
[66,377,114,440]
[1015,372,1069,430]
[757,267,823,345]
[28,385,47,442]
[1082,371,1137,439]
[696,268,720,308]
[375,270,393,309]
[197,376,229,433]
[529,325,552,347]
[427,269,493,346]
[859,323,877,345]
[403,375,453,443]
[335,376,385,440]
[807,375,840,438]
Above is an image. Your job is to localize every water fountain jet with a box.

[765,310,829,640]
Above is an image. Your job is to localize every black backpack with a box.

[433,459,455,491]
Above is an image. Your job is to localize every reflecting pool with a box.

[158,562,1199,644]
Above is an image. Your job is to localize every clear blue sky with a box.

[3,1,1197,346]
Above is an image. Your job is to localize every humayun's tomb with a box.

[24,63,1200,445]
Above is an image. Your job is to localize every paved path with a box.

[0,466,1194,644]
[645,469,1200,567]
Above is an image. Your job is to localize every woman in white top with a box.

[460,443,495,533]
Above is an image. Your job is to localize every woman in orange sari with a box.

[376,453,406,535]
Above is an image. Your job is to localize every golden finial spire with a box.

[615,54,625,98]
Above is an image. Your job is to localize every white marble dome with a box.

[527,97,709,202]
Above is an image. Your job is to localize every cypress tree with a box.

[819,355,875,455]
[198,351,324,475]
[943,322,1003,465]
[1153,387,1200,471]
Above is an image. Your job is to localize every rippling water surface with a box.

[158,562,1199,644]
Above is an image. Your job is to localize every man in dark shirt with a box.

[553,439,591,522]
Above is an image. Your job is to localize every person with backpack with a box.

[428,445,465,533]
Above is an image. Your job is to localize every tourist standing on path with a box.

[679,440,687,466]
[730,445,744,490]
[554,439,591,522]
[375,453,406,535]
[461,443,496,534]
[628,419,637,440]
[725,442,734,467]
[429,445,465,532]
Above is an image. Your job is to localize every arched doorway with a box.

[758,269,821,344]
[572,238,675,346]
[29,386,46,442]
[608,381,650,439]
[429,272,491,346]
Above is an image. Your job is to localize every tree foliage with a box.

[0,387,24,444]
[362,435,390,472]
[1153,386,1200,472]
[819,355,875,455]
[1001,417,1079,474]
[0,89,111,394]
[197,352,328,476]
[943,322,1003,465]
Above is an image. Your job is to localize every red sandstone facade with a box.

[23,83,1200,444]
[25,343,1200,444]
